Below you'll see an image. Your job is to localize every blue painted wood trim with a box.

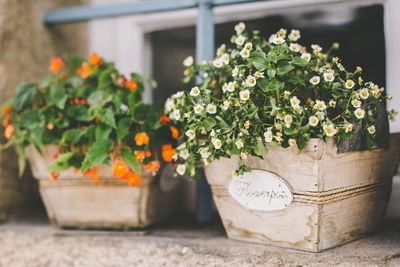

[44,0,198,25]
[195,0,214,223]
[44,0,265,25]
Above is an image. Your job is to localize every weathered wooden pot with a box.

[26,145,181,229]
[204,133,400,252]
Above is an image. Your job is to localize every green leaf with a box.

[54,116,69,128]
[46,152,77,172]
[13,83,37,111]
[117,117,133,144]
[62,129,84,144]
[19,110,44,130]
[203,117,217,131]
[81,139,113,172]
[258,79,284,92]
[248,51,268,71]
[132,103,152,121]
[254,140,268,156]
[267,69,276,78]
[46,84,68,109]
[15,144,27,177]
[95,124,112,140]
[120,147,140,173]
[67,105,92,121]
[98,69,113,90]
[292,57,308,67]
[97,109,116,128]
[277,64,295,75]
[41,129,60,145]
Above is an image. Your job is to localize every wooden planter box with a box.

[204,133,400,252]
[26,146,181,229]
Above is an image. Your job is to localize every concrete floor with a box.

[0,216,399,267]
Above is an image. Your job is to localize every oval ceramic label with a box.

[228,170,293,212]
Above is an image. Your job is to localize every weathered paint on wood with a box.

[204,133,400,252]
[26,145,180,229]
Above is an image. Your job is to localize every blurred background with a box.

[0,0,399,223]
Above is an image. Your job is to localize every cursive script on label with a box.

[232,180,289,205]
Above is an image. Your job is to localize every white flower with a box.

[264,131,273,142]
[315,100,327,111]
[206,104,217,114]
[232,66,239,77]
[194,104,204,114]
[284,115,293,125]
[246,75,257,87]
[172,91,184,99]
[336,62,345,71]
[290,96,301,108]
[360,88,369,100]
[213,138,222,149]
[323,71,335,82]
[310,76,320,85]
[268,34,277,43]
[301,53,311,62]
[254,71,265,78]
[244,42,253,51]
[183,56,193,67]
[240,152,247,160]
[235,35,245,46]
[309,116,319,126]
[240,48,250,58]
[289,43,300,52]
[240,90,251,101]
[221,53,229,65]
[289,138,297,147]
[176,164,186,175]
[235,140,244,149]
[272,36,285,45]
[165,98,174,112]
[210,129,215,137]
[200,147,211,159]
[179,149,190,160]
[311,44,322,54]
[354,108,365,119]
[173,110,181,120]
[345,79,355,89]
[351,99,361,108]
[190,86,200,96]
[222,83,229,93]
[185,130,196,140]
[227,81,236,92]
[323,124,337,137]
[212,58,223,68]
[223,100,230,110]
[316,111,325,120]
[120,104,128,113]
[234,22,246,34]
[368,125,376,134]
[329,100,336,108]
[288,29,301,41]
[345,124,353,133]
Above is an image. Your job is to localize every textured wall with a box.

[0,0,87,221]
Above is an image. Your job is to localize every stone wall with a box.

[0,0,87,221]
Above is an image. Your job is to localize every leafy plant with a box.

[1,54,178,185]
[166,23,396,177]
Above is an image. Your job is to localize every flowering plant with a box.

[1,54,177,185]
[165,22,395,177]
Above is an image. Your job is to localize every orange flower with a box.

[2,106,11,115]
[135,132,149,146]
[49,171,59,181]
[170,126,179,139]
[52,155,58,161]
[80,99,86,105]
[60,72,68,79]
[2,115,10,126]
[112,160,129,178]
[124,80,137,91]
[83,166,99,184]
[4,124,14,138]
[135,150,145,162]
[76,62,93,79]
[144,161,160,174]
[47,123,54,130]
[162,144,176,162]
[159,116,170,124]
[49,57,64,75]
[124,172,141,186]
[89,53,103,66]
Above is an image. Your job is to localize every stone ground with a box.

[0,215,399,267]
